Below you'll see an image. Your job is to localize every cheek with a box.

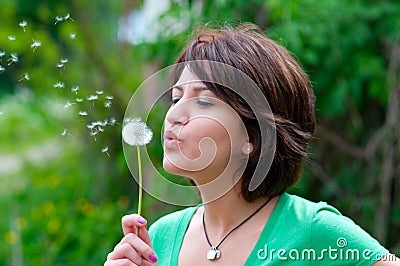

[181,120,231,159]
[162,120,232,174]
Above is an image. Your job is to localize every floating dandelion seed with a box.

[53,82,65,89]
[64,101,75,109]
[87,95,98,106]
[100,121,106,127]
[71,86,79,94]
[102,146,110,157]
[54,16,64,25]
[95,90,104,95]
[78,111,88,116]
[31,40,41,52]
[19,21,28,32]
[0,65,5,73]
[87,124,95,130]
[7,53,18,65]
[64,13,75,22]
[61,128,72,136]
[75,98,83,103]
[104,101,112,109]
[18,73,30,82]
[122,117,153,217]
[8,36,16,41]
[0,51,5,63]
[56,59,68,72]
[105,95,114,100]
[109,117,118,126]
[69,32,76,39]
[90,130,99,141]
[87,95,98,101]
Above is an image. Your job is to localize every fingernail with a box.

[137,217,147,224]
[149,253,158,263]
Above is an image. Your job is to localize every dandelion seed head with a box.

[122,117,153,146]
[8,36,16,41]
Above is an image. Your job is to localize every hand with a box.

[105,214,158,266]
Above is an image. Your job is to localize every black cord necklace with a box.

[202,197,273,260]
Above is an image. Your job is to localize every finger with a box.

[122,214,147,235]
[107,242,143,265]
[120,233,158,264]
[138,226,152,248]
[104,258,135,266]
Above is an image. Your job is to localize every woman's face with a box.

[163,67,249,185]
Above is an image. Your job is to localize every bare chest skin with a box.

[178,199,277,266]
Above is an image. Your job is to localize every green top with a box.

[149,193,388,265]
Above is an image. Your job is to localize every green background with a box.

[0,0,399,265]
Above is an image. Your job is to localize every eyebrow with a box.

[172,83,209,92]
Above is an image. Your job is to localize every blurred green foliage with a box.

[0,0,399,265]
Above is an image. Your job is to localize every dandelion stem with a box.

[136,144,143,235]
[137,145,143,215]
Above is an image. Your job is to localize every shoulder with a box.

[271,194,389,263]
[148,205,199,239]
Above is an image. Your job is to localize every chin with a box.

[163,157,183,175]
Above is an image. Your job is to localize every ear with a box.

[242,142,253,155]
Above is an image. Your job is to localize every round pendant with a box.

[207,247,221,260]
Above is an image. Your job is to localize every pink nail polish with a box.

[149,253,158,263]
[137,217,147,224]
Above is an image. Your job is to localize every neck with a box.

[199,181,270,237]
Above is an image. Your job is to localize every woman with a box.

[105,24,398,265]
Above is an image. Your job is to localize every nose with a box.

[166,99,190,126]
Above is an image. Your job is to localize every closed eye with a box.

[196,99,213,107]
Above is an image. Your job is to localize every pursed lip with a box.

[163,130,181,149]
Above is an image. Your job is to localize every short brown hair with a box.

[172,23,316,202]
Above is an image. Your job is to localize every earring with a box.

[243,143,253,155]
